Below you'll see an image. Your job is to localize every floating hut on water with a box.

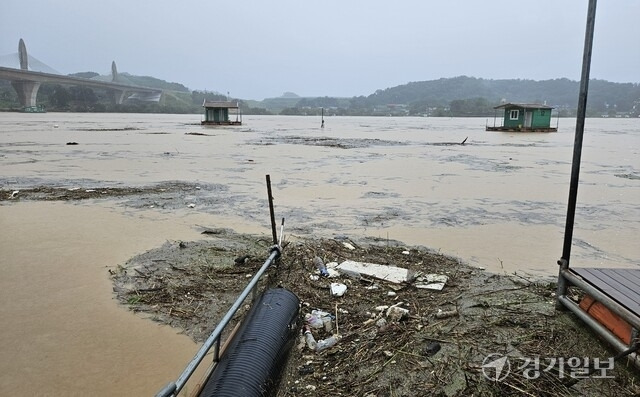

[202,101,242,125]
[486,103,557,132]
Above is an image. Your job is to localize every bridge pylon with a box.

[111,61,118,82]
[112,89,126,104]
[18,38,28,70]
[13,38,41,107]
[12,80,41,107]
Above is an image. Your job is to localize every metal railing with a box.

[156,176,284,397]
[155,244,282,397]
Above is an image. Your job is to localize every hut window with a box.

[509,110,519,120]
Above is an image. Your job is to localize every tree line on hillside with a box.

[358,76,640,117]
[1,75,638,117]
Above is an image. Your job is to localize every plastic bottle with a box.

[303,326,317,350]
[315,335,341,352]
[313,256,329,277]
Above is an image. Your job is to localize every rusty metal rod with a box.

[266,175,278,245]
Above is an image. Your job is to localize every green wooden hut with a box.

[486,103,556,132]
[202,101,242,125]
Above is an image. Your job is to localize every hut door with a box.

[524,111,533,128]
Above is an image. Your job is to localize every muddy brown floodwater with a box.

[0,113,638,396]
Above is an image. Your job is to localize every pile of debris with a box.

[111,233,640,396]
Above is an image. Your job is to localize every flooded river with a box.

[0,113,638,395]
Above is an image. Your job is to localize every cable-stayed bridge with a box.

[0,39,162,108]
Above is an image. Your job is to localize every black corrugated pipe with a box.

[199,288,300,397]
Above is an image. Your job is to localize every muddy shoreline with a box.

[3,184,639,396]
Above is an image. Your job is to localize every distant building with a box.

[486,103,557,132]
[202,101,242,125]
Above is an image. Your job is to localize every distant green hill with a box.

[242,76,639,116]
[66,71,190,92]
[259,96,302,112]
[117,73,190,92]
[360,76,639,116]
[2,72,638,116]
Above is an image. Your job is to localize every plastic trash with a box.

[330,283,347,297]
[306,310,333,330]
[435,308,458,319]
[386,305,409,322]
[312,309,331,317]
[342,242,356,250]
[414,274,449,290]
[305,313,324,329]
[303,326,317,350]
[322,316,332,332]
[315,335,341,352]
[313,256,329,277]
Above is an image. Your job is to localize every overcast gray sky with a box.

[1,0,638,100]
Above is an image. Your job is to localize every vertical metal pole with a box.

[557,0,597,307]
[213,337,221,362]
[266,175,278,245]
